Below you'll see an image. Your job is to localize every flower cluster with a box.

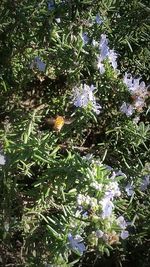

[77,194,98,210]
[69,164,129,254]
[97,34,117,74]
[72,84,102,114]
[117,216,129,239]
[120,73,149,116]
[100,179,121,219]
[120,102,134,117]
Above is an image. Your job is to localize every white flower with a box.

[120,102,134,117]
[0,154,6,165]
[55,18,61,23]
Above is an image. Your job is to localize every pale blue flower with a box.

[123,73,133,88]
[97,56,105,74]
[82,211,88,218]
[95,14,103,25]
[122,74,148,112]
[73,84,101,114]
[100,197,114,219]
[68,233,86,254]
[120,230,129,239]
[99,34,109,60]
[82,32,89,45]
[118,217,129,239]
[140,175,150,191]
[132,77,142,91]
[117,216,127,229]
[108,49,117,69]
[123,73,148,98]
[92,100,102,114]
[98,34,118,73]
[30,57,46,72]
[125,183,134,196]
[105,181,121,200]
[0,153,6,165]
[120,102,134,117]
[96,229,104,238]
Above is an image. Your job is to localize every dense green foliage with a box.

[0,1,150,266]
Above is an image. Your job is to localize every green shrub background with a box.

[0,1,150,266]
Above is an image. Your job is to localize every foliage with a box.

[0,0,150,266]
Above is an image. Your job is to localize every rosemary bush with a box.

[0,1,150,266]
